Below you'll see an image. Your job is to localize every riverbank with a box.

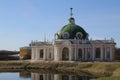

[0,61,120,77]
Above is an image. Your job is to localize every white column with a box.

[46,48,48,60]
[46,48,48,61]
[90,48,92,61]
[58,47,60,61]
[54,46,57,61]
[35,48,38,60]
[72,48,75,61]
[47,48,49,60]
[54,46,60,61]
[69,47,72,61]
[51,48,54,60]
[44,74,47,80]
[85,48,87,61]
[92,47,95,61]
[31,73,35,80]
[47,74,49,80]
[101,47,103,61]
[54,74,60,80]
[75,47,77,61]
[82,48,86,60]
[110,46,113,61]
[34,48,36,60]
[69,75,72,80]
[49,49,51,61]
[44,47,46,61]
[71,47,73,61]
[35,73,39,80]
[31,47,35,60]
[37,48,40,60]
[48,49,50,61]
[105,47,106,61]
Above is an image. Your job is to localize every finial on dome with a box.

[68,8,75,24]
[70,8,73,17]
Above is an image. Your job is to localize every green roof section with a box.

[55,17,89,40]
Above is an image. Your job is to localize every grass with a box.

[0,61,120,77]
[95,76,120,80]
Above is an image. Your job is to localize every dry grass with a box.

[0,61,120,76]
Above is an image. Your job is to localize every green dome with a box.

[55,17,89,40]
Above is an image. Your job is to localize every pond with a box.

[0,70,96,80]
[0,71,120,80]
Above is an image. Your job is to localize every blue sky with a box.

[0,0,120,50]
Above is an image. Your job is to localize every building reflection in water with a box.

[31,73,96,80]
[19,71,31,78]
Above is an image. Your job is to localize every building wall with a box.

[31,40,115,62]
[31,45,54,61]
[53,40,115,61]
[20,48,31,59]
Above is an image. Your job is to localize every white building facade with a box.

[31,39,115,62]
[31,9,116,62]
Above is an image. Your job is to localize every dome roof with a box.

[55,17,89,40]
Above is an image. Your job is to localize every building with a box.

[31,8,116,62]
[19,47,31,59]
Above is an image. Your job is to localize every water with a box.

[0,71,97,80]
[0,72,31,80]
[0,70,120,80]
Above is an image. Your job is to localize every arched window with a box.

[78,48,82,59]
[87,52,90,59]
[40,49,43,58]
[95,48,101,58]
[62,47,69,60]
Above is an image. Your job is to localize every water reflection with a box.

[31,73,95,80]
[0,71,96,80]
[19,71,31,78]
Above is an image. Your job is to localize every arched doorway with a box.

[78,48,82,60]
[95,48,101,58]
[62,47,69,60]
[40,49,44,58]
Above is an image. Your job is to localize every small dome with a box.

[55,17,89,40]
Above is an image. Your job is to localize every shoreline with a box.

[0,61,120,77]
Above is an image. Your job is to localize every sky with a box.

[0,0,120,51]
